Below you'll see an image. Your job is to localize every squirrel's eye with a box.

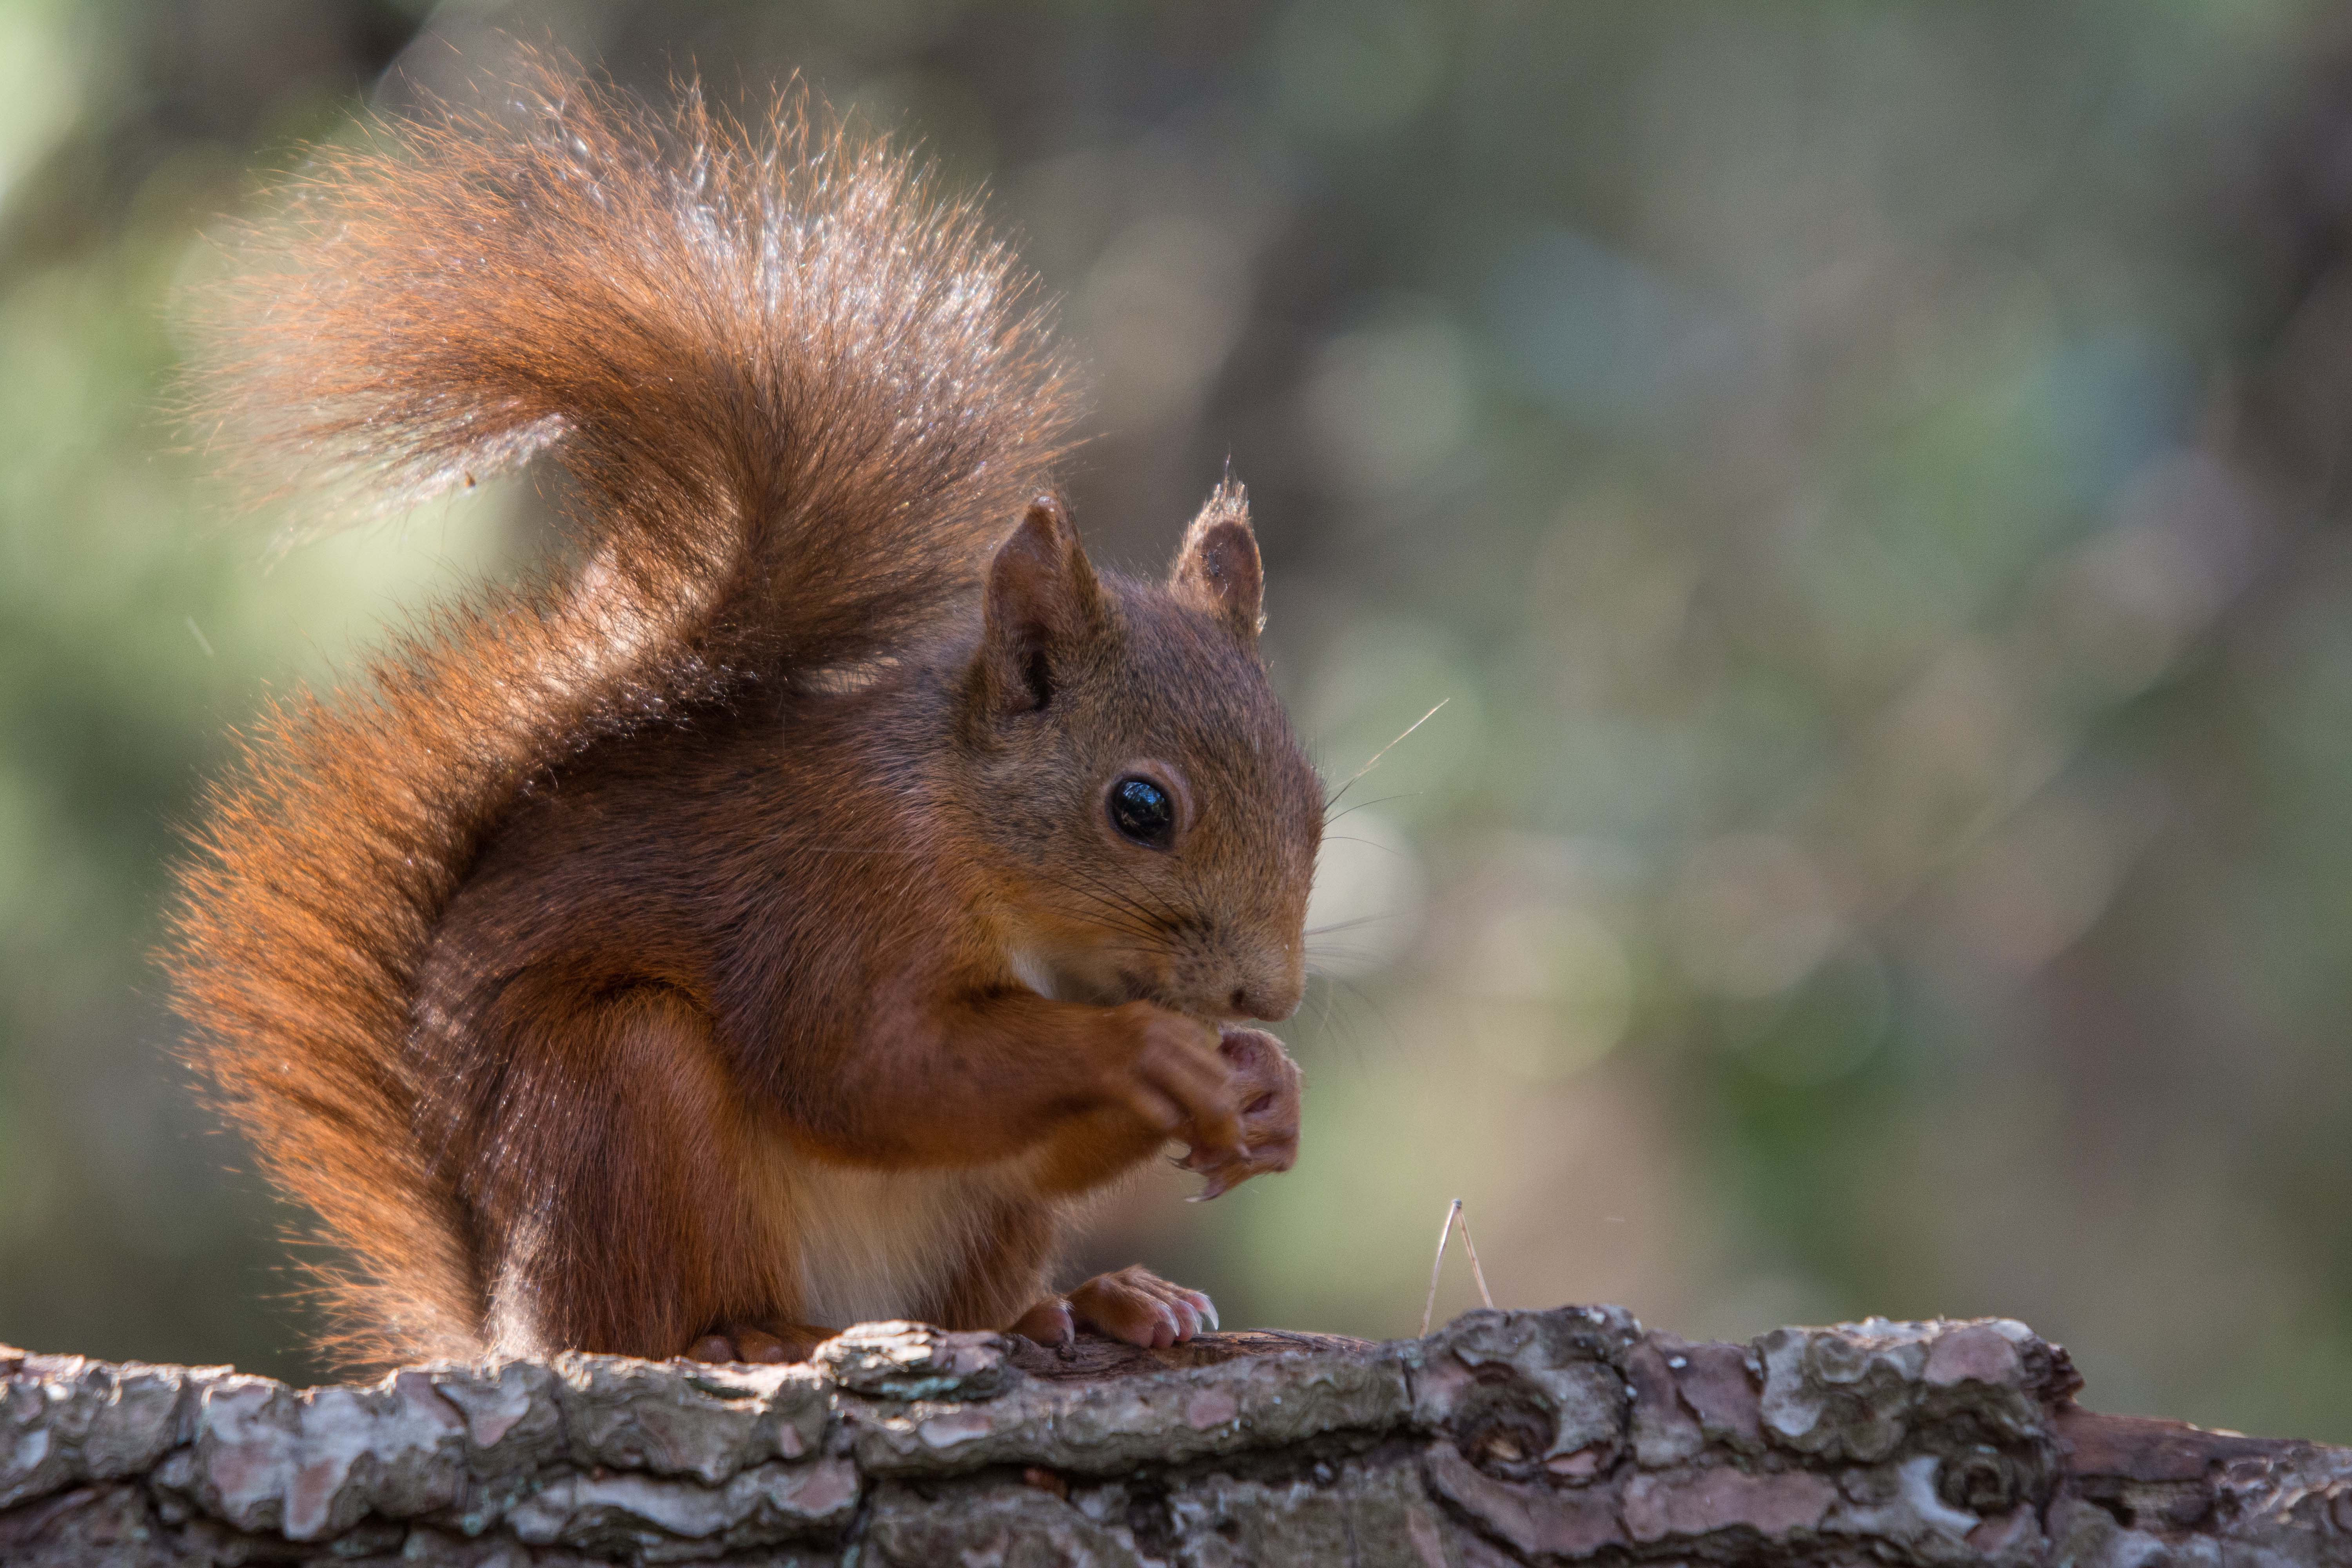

[1108,776,1176,849]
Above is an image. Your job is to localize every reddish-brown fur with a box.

[167,62,1322,1369]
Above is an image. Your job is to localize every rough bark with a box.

[4,1309,2347,1565]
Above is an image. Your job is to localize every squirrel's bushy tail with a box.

[167,62,1076,1366]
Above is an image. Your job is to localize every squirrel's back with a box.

[167,63,1077,1364]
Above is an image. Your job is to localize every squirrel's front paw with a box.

[1176,1027,1302,1200]
[1104,1005,1244,1162]
[1051,1265,1216,1348]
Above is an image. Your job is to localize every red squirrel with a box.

[167,66,1321,1370]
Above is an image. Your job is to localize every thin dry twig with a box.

[1421,1197,1496,1335]
[1457,1204,1494,1312]
[1421,1200,1458,1337]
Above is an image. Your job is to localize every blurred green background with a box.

[6,0,2352,1443]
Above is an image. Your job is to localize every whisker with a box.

[1312,970,1403,1062]
[1021,887,1161,944]
[1052,860,1186,935]
[1325,791,1420,827]
[1323,699,1447,813]
[1319,835,1405,856]
[1306,970,1341,1059]
[1305,949,1386,968]
[1296,970,1377,1075]
[1304,913,1400,937]
[1031,863,1191,945]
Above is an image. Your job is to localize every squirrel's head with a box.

[954,487,1321,1025]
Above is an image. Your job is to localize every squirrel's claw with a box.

[1011,1295,1076,1350]
[1177,1145,1256,1201]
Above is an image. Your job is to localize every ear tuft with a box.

[1169,479,1264,642]
[976,494,1102,716]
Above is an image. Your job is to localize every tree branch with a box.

[4,1309,2345,1564]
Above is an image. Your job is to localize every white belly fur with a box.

[757,1141,1041,1327]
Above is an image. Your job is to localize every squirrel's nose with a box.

[1229,976,1301,1022]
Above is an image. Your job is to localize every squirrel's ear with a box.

[977,494,1103,715]
[1169,481,1263,642]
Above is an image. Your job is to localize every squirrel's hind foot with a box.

[1019,1265,1218,1351]
[684,1322,832,1365]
